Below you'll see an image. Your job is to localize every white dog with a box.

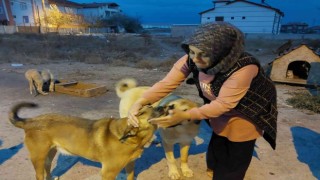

[25,69,55,96]
[115,78,200,179]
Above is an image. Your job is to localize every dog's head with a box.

[164,98,198,113]
[136,105,166,126]
[120,105,166,142]
[162,98,200,126]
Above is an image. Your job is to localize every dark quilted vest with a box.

[189,52,278,149]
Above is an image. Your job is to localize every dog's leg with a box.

[35,81,48,95]
[49,81,55,92]
[100,163,118,180]
[28,79,36,95]
[180,143,193,178]
[125,161,135,180]
[45,148,57,180]
[162,141,180,180]
[25,135,51,180]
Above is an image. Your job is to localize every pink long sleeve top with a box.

[142,55,262,142]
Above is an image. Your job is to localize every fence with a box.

[0,25,114,35]
[0,25,17,34]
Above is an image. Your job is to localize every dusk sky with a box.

[75,0,320,26]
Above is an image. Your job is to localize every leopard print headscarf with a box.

[181,22,244,75]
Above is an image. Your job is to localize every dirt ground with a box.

[0,33,320,180]
[0,59,319,179]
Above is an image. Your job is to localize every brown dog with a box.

[25,69,55,96]
[9,102,163,180]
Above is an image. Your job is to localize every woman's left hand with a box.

[148,109,191,128]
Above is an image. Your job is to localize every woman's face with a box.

[189,45,212,69]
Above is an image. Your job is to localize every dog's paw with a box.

[40,92,49,95]
[168,168,180,180]
[181,164,193,177]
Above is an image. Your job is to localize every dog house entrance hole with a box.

[286,60,310,80]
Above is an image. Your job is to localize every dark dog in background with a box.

[25,69,55,96]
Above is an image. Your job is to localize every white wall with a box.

[10,0,33,26]
[201,1,282,34]
[78,5,120,24]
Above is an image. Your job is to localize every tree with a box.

[43,4,79,31]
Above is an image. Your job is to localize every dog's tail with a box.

[9,102,38,128]
[115,78,137,98]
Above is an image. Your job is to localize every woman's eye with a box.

[201,54,209,58]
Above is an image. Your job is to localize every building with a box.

[0,0,45,26]
[280,22,309,34]
[308,26,320,34]
[199,0,284,34]
[48,0,81,14]
[0,0,14,25]
[77,2,120,24]
[0,0,120,27]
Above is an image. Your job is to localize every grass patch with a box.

[286,91,320,113]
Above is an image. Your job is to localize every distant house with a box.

[0,0,120,27]
[0,0,14,25]
[199,0,284,34]
[280,22,309,34]
[48,0,81,14]
[77,2,120,24]
[0,0,44,26]
[268,44,320,86]
[308,26,320,34]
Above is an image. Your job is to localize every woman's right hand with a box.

[127,98,150,127]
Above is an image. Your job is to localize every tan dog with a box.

[25,69,55,96]
[116,78,200,180]
[9,102,163,180]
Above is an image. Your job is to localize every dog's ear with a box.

[151,106,165,118]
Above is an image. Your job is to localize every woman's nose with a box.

[192,54,201,62]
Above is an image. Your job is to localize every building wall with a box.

[201,1,282,34]
[0,0,7,21]
[78,5,120,24]
[1,0,14,25]
[9,0,36,26]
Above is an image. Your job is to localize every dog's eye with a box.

[183,109,188,111]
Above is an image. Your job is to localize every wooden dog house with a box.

[268,44,320,86]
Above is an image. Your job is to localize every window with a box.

[231,17,234,20]
[242,16,246,20]
[215,16,224,21]
[20,2,27,10]
[207,17,210,20]
[23,16,29,23]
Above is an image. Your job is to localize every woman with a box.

[128,22,277,180]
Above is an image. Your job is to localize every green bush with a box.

[286,91,320,113]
